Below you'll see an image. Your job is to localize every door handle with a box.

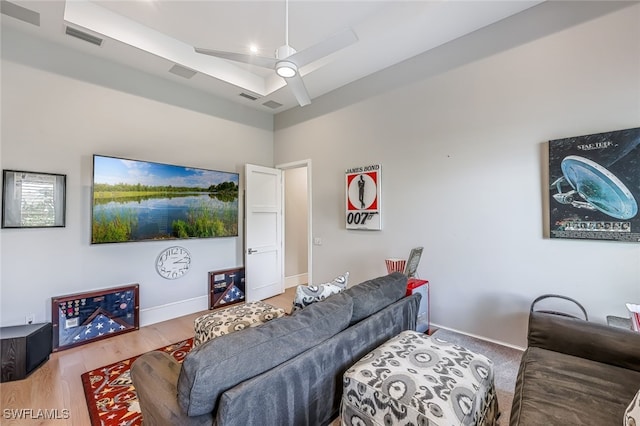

[248,248,257,254]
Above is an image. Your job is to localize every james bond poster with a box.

[549,127,639,242]
[346,164,381,230]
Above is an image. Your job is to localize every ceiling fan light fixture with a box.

[276,61,297,78]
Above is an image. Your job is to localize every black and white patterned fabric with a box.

[341,330,498,426]
[193,301,286,346]
[292,272,349,312]
[625,389,640,426]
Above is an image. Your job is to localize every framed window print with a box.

[2,170,66,228]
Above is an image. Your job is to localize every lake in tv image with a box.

[91,155,239,244]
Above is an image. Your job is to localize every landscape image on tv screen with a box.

[91,155,239,244]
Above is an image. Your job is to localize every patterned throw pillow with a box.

[624,389,640,426]
[292,272,349,312]
[193,301,286,346]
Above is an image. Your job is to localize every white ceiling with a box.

[1,0,543,113]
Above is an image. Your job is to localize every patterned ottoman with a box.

[341,330,498,426]
[194,301,286,346]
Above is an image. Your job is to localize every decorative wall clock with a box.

[156,246,191,279]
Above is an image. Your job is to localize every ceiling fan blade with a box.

[285,74,311,107]
[287,28,358,68]
[194,47,278,69]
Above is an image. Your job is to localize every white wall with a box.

[275,2,640,347]
[284,167,308,286]
[0,29,273,327]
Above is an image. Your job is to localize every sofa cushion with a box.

[292,272,349,312]
[625,389,640,426]
[344,272,408,325]
[528,311,640,371]
[213,293,422,426]
[177,291,354,417]
[511,347,640,425]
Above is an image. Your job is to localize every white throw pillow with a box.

[292,272,349,312]
[624,389,640,426]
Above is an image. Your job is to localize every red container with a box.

[406,278,430,334]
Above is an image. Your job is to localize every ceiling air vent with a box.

[262,100,283,109]
[239,92,259,101]
[1,0,40,26]
[169,64,197,79]
[65,26,103,47]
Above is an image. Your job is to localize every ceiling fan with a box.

[194,0,358,107]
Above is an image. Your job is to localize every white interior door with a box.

[245,164,284,301]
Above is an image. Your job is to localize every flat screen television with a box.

[91,155,239,244]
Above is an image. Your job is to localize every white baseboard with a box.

[285,273,308,288]
[430,322,526,351]
[140,295,208,327]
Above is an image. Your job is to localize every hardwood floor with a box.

[0,287,297,426]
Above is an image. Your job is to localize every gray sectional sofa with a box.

[131,272,420,426]
[510,311,640,425]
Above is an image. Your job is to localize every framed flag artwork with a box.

[52,284,139,351]
[209,267,246,309]
[345,164,382,230]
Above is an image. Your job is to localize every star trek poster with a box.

[548,127,639,242]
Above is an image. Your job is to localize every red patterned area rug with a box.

[81,338,193,426]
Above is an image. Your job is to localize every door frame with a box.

[276,159,313,287]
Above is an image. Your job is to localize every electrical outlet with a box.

[25,314,35,324]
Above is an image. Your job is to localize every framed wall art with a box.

[209,267,245,309]
[91,155,239,244]
[2,170,66,228]
[548,127,639,242]
[404,246,424,278]
[345,164,382,230]
[51,284,139,352]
